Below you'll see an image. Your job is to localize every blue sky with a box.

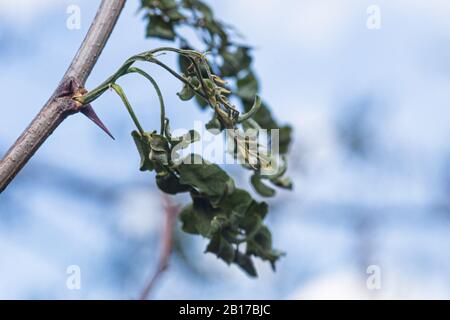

[1,0,450,299]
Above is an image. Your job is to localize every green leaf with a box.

[180,199,213,237]
[253,225,272,250]
[220,189,268,233]
[148,132,169,152]
[204,20,228,44]
[270,175,293,190]
[142,0,177,10]
[179,197,217,236]
[186,0,213,20]
[247,200,269,220]
[210,214,229,233]
[156,171,190,194]
[195,94,209,109]
[178,51,192,74]
[220,47,252,77]
[206,234,235,264]
[220,188,254,217]
[138,0,292,277]
[205,116,223,132]
[166,9,186,21]
[170,130,200,149]
[235,46,252,70]
[203,78,216,91]
[246,226,284,270]
[234,251,257,277]
[159,0,177,10]
[237,71,258,100]
[177,83,195,101]
[237,202,267,234]
[251,173,276,197]
[146,14,176,40]
[147,132,171,163]
[131,130,154,171]
[177,184,279,275]
[178,204,198,234]
[243,100,276,128]
[279,125,293,154]
[177,156,235,205]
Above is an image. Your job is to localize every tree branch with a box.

[0,0,126,193]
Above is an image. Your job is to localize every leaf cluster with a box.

[132,127,283,276]
[74,0,295,277]
[141,0,293,197]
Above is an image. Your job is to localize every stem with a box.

[146,57,209,101]
[0,0,126,193]
[110,83,145,135]
[79,48,204,106]
[125,67,166,135]
[145,46,205,58]
[74,48,213,140]
[77,49,210,109]
[244,118,262,130]
[237,95,261,123]
[78,56,147,104]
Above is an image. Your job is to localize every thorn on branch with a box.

[80,105,115,140]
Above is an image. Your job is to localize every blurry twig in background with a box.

[139,195,180,300]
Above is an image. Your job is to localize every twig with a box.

[0,0,126,193]
[139,195,180,300]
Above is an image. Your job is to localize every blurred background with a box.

[1,0,450,299]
